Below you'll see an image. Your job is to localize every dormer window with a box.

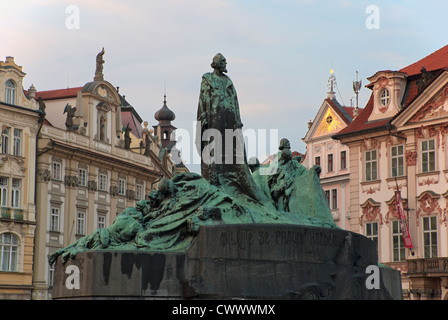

[379,88,390,107]
[5,80,16,105]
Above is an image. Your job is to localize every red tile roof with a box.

[333,44,448,139]
[35,87,82,100]
[333,94,390,138]
[400,44,448,76]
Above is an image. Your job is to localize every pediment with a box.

[393,71,448,127]
[304,99,348,142]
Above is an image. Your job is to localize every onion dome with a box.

[154,95,175,122]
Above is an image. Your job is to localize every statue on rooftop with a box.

[94,47,105,81]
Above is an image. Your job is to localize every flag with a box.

[395,190,413,249]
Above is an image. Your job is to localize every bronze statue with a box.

[196,53,265,204]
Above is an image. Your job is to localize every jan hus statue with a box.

[196,53,265,204]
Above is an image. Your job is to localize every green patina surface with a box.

[48,54,336,265]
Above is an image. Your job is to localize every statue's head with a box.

[278,138,291,150]
[211,53,227,73]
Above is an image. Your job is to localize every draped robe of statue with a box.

[196,71,267,206]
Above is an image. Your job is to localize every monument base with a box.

[52,224,402,300]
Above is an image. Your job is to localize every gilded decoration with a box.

[316,108,343,136]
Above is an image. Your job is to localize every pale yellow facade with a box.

[0,57,41,299]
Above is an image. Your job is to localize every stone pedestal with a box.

[52,224,402,300]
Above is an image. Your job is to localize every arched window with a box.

[5,80,16,105]
[0,233,19,272]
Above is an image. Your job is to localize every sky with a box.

[1,0,448,173]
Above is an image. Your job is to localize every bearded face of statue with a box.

[211,54,227,74]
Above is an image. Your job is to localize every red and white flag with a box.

[395,190,413,249]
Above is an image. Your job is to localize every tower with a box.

[153,94,176,149]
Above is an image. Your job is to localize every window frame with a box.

[12,128,21,157]
[392,220,406,262]
[366,222,379,250]
[340,150,347,170]
[423,216,438,258]
[5,79,16,105]
[11,178,20,209]
[1,126,10,154]
[0,232,19,272]
[98,173,108,192]
[0,177,8,207]
[327,154,333,172]
[76,210,86,236]
[365,150,378,181]
[52,161,62,181]
[379,88,390,106]
[135,183,144,200]
[421,139,436,173]
[78,168,87,187]
[50,207,60,232]
[118,178,126,196]
[391,145,404,177]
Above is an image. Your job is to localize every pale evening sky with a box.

[1,0,447,172]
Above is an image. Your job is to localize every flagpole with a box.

[394,175,414,256]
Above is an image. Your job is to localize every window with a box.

[366,222,378,250]
[52,161,62,181]
[325,190,330,207]
[50,208,60,232]
[379,89,390,106]
[391,145,404,177]
[423,216,438,258]
[392,220,406,262]
[11,179,20,209]
[136,183,144,200]
[118,179,126,196]
[78,168,87,187]
[421,139,435,173]
[5,80,16,105]
[48,264,55,287]
[315,156,320,167]
[327,154,333,172]
[98,174,107,191]
[340,151,347,170]
[0,233,19,272]
[0,177,8,207]
[1,126,10,154]
[365,150,377,181]
[76,211,86,235]
[12,129,21,156]
[331,189,337,209]
[97,215,106,229]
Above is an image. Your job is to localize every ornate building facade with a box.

[0,57,41,299]
[333,44,448,300]
[30,52,180,299]
[302,71,358,229]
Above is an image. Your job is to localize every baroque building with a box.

[302,70,359,229]
[0,57,41,299]
[31,52,180,299]
[333,44,448,300]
